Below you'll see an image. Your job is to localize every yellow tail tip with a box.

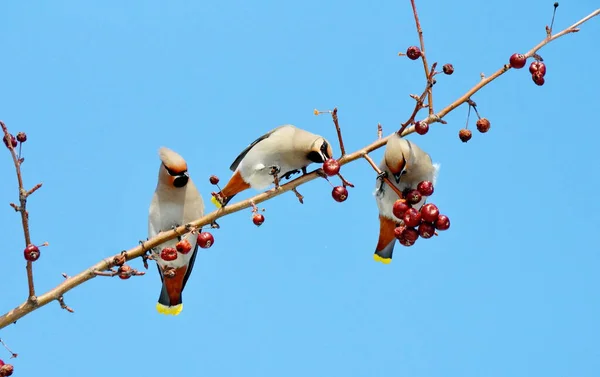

[373,254,392,264]
[210,195,222,208]
[156,303,183,315]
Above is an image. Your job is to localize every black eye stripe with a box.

[163,164,186,176]
[320,141,330,158]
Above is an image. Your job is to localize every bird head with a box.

[384,136,413,184]
[307,137,334,163]
[158,147,189,188]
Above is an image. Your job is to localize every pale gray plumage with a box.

[214,124,334,206]
[148,147,204,315]
[373,134,439,262]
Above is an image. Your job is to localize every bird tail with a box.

[210,192,235,209]
[374,215,396,264]
[156,282,183,316]
[374,240,395,264]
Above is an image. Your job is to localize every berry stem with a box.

[549,2,559,36]
[0,338,17,358]
[1,121,36,301]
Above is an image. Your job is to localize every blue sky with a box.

[1,0,599,376]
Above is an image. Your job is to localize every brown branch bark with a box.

[1,7,598,331]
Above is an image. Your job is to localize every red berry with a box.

[402,227,419,243]
[160,247,178,261]
[2,134,16,149]
[0,363,14,377]
[175,239,192,254]
[434,214,450,231]
[442,63,454,75]
[509,53,527,69]
[23,244,40,262]
[420,203,440,223]
[532,72,545,86]
[476,118,491,133]
[394,225,407,240]
[118,265,132,280]
[406,46,422,60]
[398,227,419,247]
[414,121,429,135]
[331,186,348,202]
[459,129,472,143]
[0,359,4,367]
[322,158,341,177]
[392,199,411,219]
[417,181,434,196]
[252,213,265,226]
[209,175,220,185]
[403,208,422,228]
[197,232,214,249]
[16,132,27,143]
[529,61,546,76]
[418,222,436,239]
[405,189,422,205]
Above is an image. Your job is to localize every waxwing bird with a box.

[373,134,439,264]
[211,124,334,207]
[148,147,205,315]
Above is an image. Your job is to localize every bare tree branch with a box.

[1,7,598,331]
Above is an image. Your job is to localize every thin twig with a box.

[331,108,346,156]
[410,0,434,115]
[291,188,304,204]
[399,62,440,134]
[58,296,74,313]
[1,121,37,300]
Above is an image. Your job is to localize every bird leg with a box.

[281,169,301,180]
[269,165,282,189]
[170,224,183,241]
[302,166,308,175]
[376,171,388,193]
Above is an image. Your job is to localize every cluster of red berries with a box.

[0,360,14,377]
[322,158,349,203]
[2,132,26,150]
[509,53,547,86]
[458,117,491,143]
[392,180,450,247]
[159,232,214,262]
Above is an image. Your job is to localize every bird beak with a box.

[391,160,407,183]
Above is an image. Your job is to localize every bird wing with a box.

[229,126,286,172]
